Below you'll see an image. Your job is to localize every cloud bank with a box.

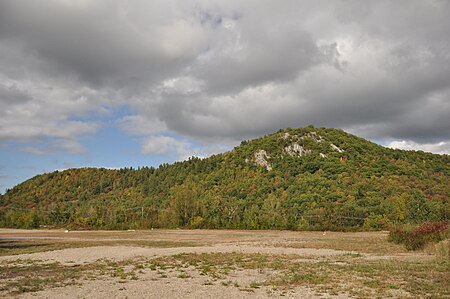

[0,0,449,157]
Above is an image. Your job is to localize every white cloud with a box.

[387,140,450,155]
[0,72,103,142]
[142,136,184,155]
[141,135,201,161]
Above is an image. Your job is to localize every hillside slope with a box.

[1,126,449,230]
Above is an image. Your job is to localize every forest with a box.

[0,126,449,231]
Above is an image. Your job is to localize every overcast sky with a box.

[1,0,449,192]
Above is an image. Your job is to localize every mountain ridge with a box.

[1,126,449,230]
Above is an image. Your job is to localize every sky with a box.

[1,0,449,193]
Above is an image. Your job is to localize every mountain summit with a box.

[1,127,449,230]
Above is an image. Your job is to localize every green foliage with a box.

[0,127,449,231]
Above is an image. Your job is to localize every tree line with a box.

[1,127,448,230]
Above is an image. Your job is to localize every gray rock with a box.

[254,150,272,171]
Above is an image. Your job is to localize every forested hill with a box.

[1,126,449,230]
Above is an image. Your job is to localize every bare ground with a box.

[0,229,447,298]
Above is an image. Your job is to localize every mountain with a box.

[1,126,449,230]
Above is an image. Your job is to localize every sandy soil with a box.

[18,275,351,299]
[0,229,435,298]
[0,244,355,265]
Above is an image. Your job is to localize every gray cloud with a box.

[0,1,205,88]
[0,0,449,156]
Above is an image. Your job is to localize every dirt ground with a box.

[0,229,448,298]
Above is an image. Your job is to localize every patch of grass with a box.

[147,252,450,298]
[3,264,78,295]
[249,281,261,289]
[0,261,84,295]
[148,263,157,271]
[221,280,232,286]
[111,267,128,280]
[427,239,450,261]
[274,232,407,255]
[177,273,191,279]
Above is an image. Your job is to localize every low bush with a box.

[388,221,449,251]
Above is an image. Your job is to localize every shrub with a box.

[388,221,449,251]
[189,216,204,228]
[363,214,390,230]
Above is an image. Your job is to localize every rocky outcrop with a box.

[330,143,344,153]
[301,131,324,143]
[285,143,311,157]
[254,150,272,171]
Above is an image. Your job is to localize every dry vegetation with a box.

[0,229,448,298]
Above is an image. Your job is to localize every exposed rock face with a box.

[330,143,344,153]
[254,150,272,171]
[285,143,311,157]
[301,131,324,143]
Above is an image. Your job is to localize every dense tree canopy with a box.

[1,127,449,230]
